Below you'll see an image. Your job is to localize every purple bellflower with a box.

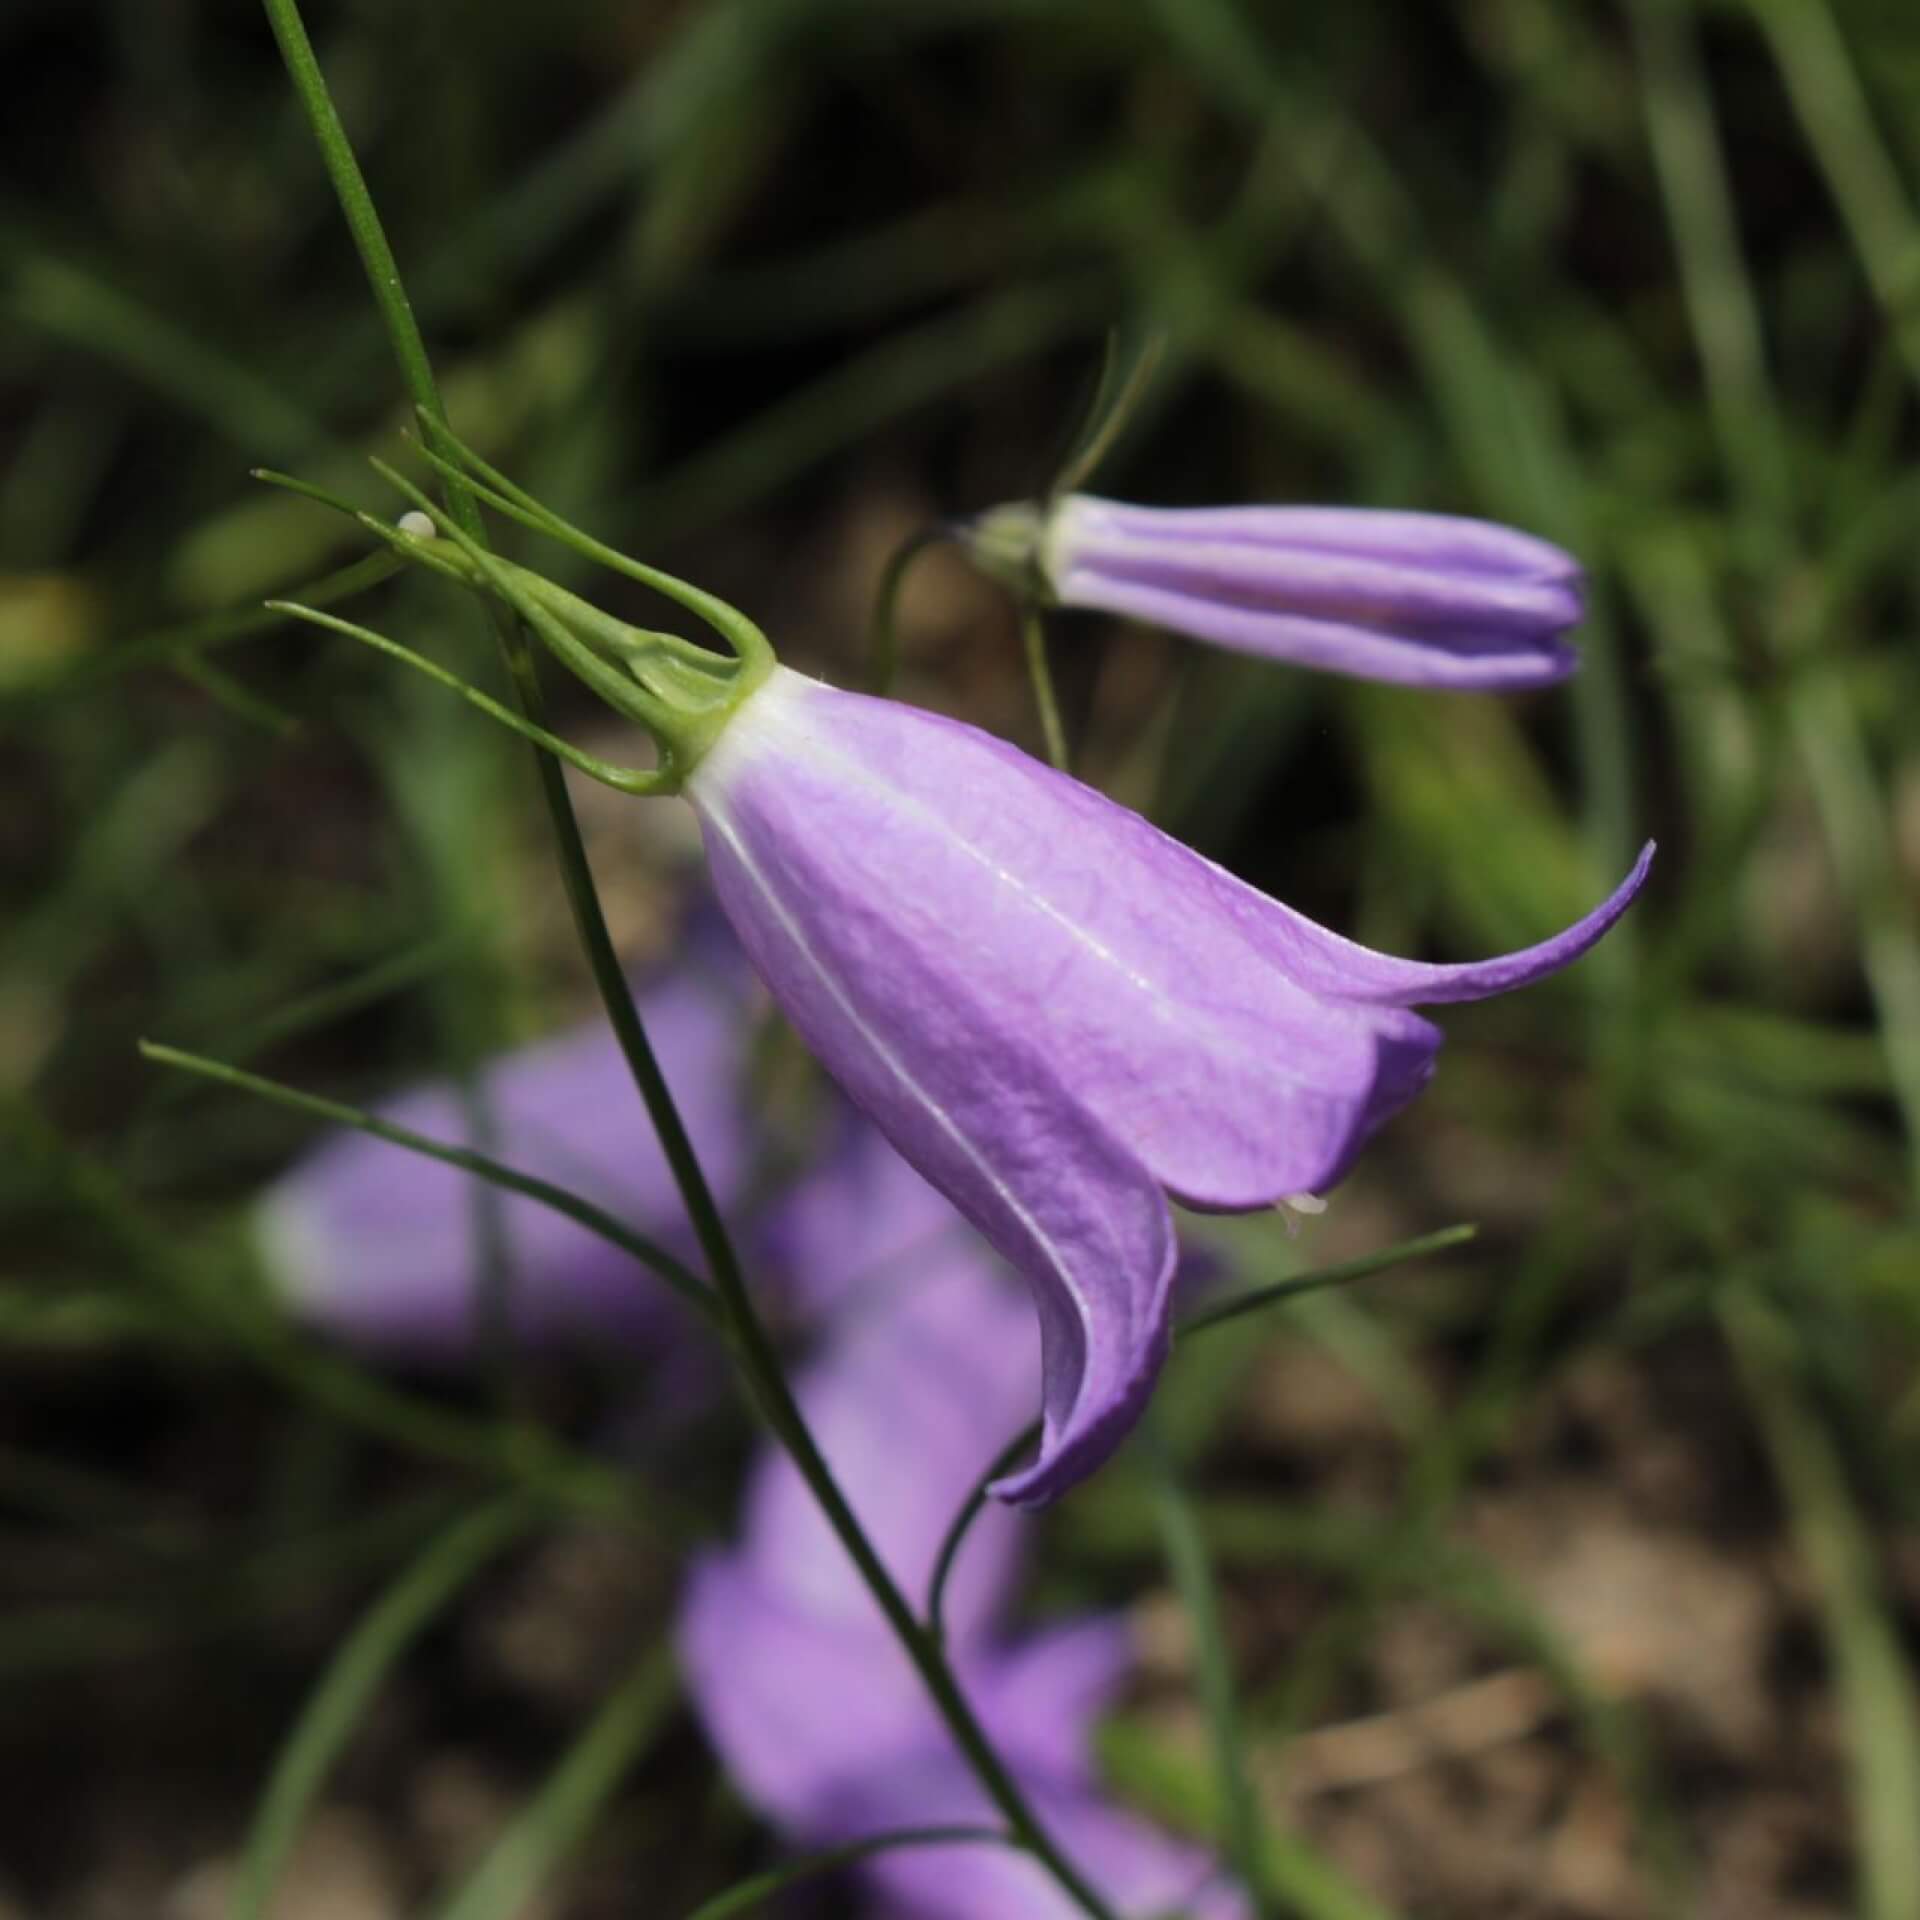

[968,494,1584,690]
[293,446,1645,1505]
[687,664,1651,1507]
[256,950,757,1362]
[678,1260,1249,1920]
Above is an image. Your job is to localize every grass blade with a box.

[430,1644,678,1920]
[230,1499,532,1920]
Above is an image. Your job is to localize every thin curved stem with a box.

[1020,602,1070,772]
[925,1425,1039,1647]
[138,1041,714,1315]
[866,524,949,695]
[1050,327,1167,499]
[1182,1223,1479,1336]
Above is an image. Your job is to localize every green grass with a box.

[4,0,1919,1914]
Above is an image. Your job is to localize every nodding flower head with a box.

[269,442,1642,1506]
[686,663,1651,1506]
[967,492,1584,691]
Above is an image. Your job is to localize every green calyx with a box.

[961,502,1053,602]
[257,425,775,792]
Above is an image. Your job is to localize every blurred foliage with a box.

[4,0,1920,1915]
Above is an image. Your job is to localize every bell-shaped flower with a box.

[687,664,1650,1505]
[679,1268,1249,1920]
[968,494,1583,690]
[273,438,1643,1506]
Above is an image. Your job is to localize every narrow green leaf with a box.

[1145,1421,1270,1914]
[1726,1296,1920,1920]
[230,1500,532,1920]
[267,601,669,794]
[137,1038,716,1320]
[1179,1224,1477,1337]
[430,1645,678,1920]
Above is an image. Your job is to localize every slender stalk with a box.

[257,2,444,468]
[138,1040,714,1316]
[258,0,743,1331]
[1181,1224,1478,1337]
[1146,1422,1272,1914]
[926,1426,1039,1647]
[259,9,1117,1912]
[1021,602,1071,772]
[867,524,948,695]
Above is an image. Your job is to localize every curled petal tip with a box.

[986,1274,1176,1509]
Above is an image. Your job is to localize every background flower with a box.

[255,939,758,1362]
[679,1262,1248,1920]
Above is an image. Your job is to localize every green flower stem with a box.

[926,1426,1042,1650]
[257,1,443,482]
[866,524,948,695]
[1021,602,1071,773]
[260,9,1117,1913]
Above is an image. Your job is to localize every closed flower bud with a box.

[971,493,1584,690]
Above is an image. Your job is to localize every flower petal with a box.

[1055,497,1579,580]
[763,1109,997,1326]
[1053,569,1578,688]
[963,1616,1133,1787]
[692,675,1182,1504]
[1048,496,1581,689]
[677,1556,935,1834]
[693,671,1424,1219]
[1226,841,1656,1008]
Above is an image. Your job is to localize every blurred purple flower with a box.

[985,494,1583,691]
[256,945,757,1363]
[688,664,1651,1505]
[678,1263,1249,1920]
